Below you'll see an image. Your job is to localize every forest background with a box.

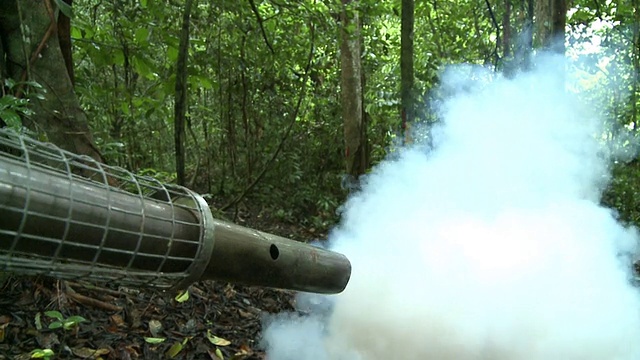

[1,0,640,233]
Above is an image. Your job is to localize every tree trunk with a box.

[340,0,367,181]
[503,0,511,58]
[551,0,567,54]
[632,0,640,129]
[517,0,534,70]
[0,0,103,161]
[534,0,566,53]
[174,0,195,186]
[57,0,74,85]
[401,0,414,146]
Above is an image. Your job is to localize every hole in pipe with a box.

[269,244,279,260]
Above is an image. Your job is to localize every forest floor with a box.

[0,204,327,360]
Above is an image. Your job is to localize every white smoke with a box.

[262,54,640,360]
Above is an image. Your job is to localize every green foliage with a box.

[0,94,30,128]
[30,348,55,359]
[0,79,45,130]
[54,0,73,18]
[602,162,640,225]
[44,310,87,331]
[65,0,640,230]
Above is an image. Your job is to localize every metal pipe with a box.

[0,129,351,293]
[205,219,351,294]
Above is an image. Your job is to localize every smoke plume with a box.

[262,55,640,360]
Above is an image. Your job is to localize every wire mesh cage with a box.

[0,128,215,290]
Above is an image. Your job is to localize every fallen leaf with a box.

[215,347,224,360]
[206,330,231,346]
[34,313,42,330]
[30,348,55,359]
[148,319,163,337]
[144,337,166,344]
[175,290,190,303]
[72,346,110,358]
[165,341,183,358]
[110,314,125,327]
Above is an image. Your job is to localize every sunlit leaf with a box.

[30,348,55,359]
[63,316,86,329]
[135,27,150,45]
[207,330,231,346]
[175,290,190,303]
[215,347,224,360]
[144,337,166,344]
[70,26,82,39]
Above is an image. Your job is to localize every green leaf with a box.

[133,55,157,80]
[113,49,125,66]
[23,81,43,90]
[214,347,224,360]
[34,312,43,330]
[135,27,150,45]
[70,26,82,39]
[63,315,87,329]
[121,102,130,115]
[174,290,190,303]
[48,321,63,330]
[54,0,73,18]
[144,337,166,344]
[192,75,213,89]
[207,330,231,346]
[165,341,183,358]
[44,311,63,321]
[66,315,87,323]
[0,109,21,128]
[30,348,55,359]
[167,46,179,62]
[4,78,15,89]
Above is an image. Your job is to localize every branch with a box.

[484,0,502,70]
[221,22,315,211]
[248,0,275,54]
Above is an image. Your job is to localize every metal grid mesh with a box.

[0,129,215,290]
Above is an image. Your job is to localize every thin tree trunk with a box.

[227,70,237,178]
[401,0,414,145]
[340,0,367,182]
[520,0,534,70]
[551,0,566,54]
[633,0,639,128]
[503,0,511,58]
[174,0,196,186]
[240,35,252,178]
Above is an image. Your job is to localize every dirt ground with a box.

[0,210,327,360]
